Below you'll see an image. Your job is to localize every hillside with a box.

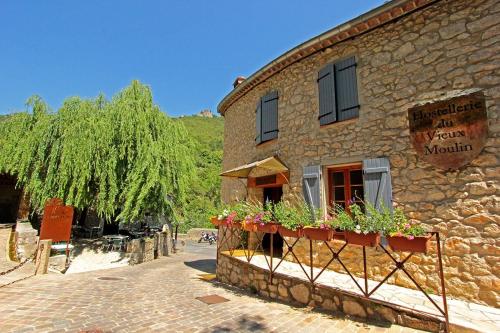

[176,115,224,232]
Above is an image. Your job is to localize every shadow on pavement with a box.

[184,259,216,274]
[202,314,268,332]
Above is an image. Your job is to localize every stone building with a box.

[218,0,499,307]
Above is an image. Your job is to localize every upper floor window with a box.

[317,56,359,126]
[256,91,279,144]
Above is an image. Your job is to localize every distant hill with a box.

[176,115,224,232]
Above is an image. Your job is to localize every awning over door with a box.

[220,156,288,178]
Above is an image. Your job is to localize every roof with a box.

[220,156,288,178]
[217,0,440,115]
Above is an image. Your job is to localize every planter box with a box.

[242,221,257,232]
[387,234,432,254]
[303,227,334,242]
[278,226,303,238]
[332,229,345,241]
[256,223,279,234]
[227,221,241,229]
[210,217,224,226]
[344,231,380,247]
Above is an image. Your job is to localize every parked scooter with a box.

[198,231,217,245]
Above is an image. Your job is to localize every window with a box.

[317,56,359,126]
[256,91,279,144]
[328,165,364,211]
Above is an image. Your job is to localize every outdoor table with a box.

[103,235,129,251]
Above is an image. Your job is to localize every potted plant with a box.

[336,202,387,247]
[386,208,431,254]
[273,200,304,238]
[210,208,230,226]
[300,206,335,242]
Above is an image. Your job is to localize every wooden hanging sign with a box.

[408,90,488,170]
[39,198,74,242]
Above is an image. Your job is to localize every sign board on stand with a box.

[39,198,74,258]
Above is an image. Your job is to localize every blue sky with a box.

[0,1,384,117]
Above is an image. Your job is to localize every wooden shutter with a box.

[335,57,359,121]
[363,157,393,212]
[303,165,321,210]
[317,63,336,125]
[255,99,262,144]
[261,91,279,142]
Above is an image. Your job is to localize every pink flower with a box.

[397,232,402,237]
[320,223,326,229]
[260,222,264,226]
[404,223,411,229]
[408,235,415,240]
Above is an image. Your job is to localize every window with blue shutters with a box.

[318,56,359,126]
[256,91,279,144]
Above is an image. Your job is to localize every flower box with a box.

[332,229,345,241]
[387,234,432,254]
[256,222,279,234]
[210,217,224,226]
[303,227,334,242]
[242,221,257,232]
[344,231,380,247]
[278,226,304,238]
[227,221,241,229]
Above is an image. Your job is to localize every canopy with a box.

[220,156,288,178]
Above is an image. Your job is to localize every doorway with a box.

[262,186,283,257]
[0,174,22,224]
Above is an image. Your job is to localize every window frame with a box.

[327,164,363,212]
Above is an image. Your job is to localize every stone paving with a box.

[0,241,426,333]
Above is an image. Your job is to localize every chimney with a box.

[233,76,246,89]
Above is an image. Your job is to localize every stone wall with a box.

[217,253,444,332]
[126,231,171,264]
[15,221,38,260]
[221,0,499,306]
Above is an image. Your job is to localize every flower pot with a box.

[242,221,257,232]
[256,223,279,234]
[332,229,345,241]
[210,217,224,226]
[303,227,334,241]
[228,221,241,229]
[344,231,380,247]
[387,234,432,254]
[278,226,303,238]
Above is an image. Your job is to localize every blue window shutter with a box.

[335,57,359,121]
[261,91,278,142]
[363,157,392,212]
[317,63,336,125]
[256,99,262,144]
[303,165,321,211]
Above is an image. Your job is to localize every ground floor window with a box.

[327,165,364,210]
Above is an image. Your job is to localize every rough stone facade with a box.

[220,0,499,306]
[217,253,444,332]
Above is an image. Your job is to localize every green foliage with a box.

[386,208,426,237]
[330,202,414,235]
[0,81,195,222]
[272,199,312,230]
[175,115,224,232]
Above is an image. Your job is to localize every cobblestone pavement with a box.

[0,241,425,333]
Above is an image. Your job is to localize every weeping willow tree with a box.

[0,80,194,222]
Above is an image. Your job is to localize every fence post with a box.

[35,239,51,275]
